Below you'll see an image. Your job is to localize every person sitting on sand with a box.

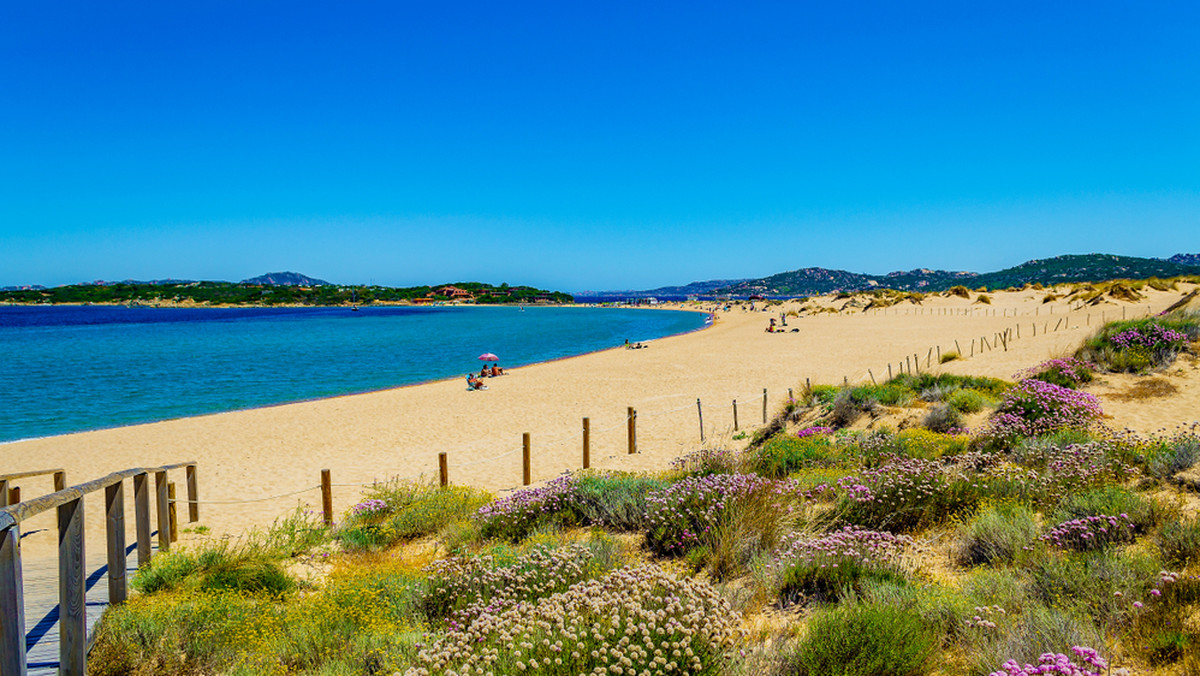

[466,374,487,390]
[490,364,504,376]
[480,365,490,378]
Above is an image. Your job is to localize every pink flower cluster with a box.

[645,473,798,555]
[476,475,578,538]
[988,379,1103,439]
[1042,514,1134,552]
[989,646,1108,676]
[1109,324,1188,350]
[770,526,912,571]
[348,498,389,517]
[796,426,834,438]
[1015,358,1095,387]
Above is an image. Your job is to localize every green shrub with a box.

[1157,517,1200,566]
[966,603,1103,676]
[752,434,845,477]
[787,603,938,676]
[947,388,989,413]
[923,404,963,433]
[954,502,1039,566]
[1078,316,1200,373]
[568,472,668,530]
[131,541,294,595]
[1029,549,1162,626]
[940,350,961,363]
[1051,487,1167,535]
[340,483,492,551]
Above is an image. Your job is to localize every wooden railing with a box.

[0,469,67,508]
[0,462,198,676]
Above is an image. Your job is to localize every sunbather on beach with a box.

[490,365,504,376]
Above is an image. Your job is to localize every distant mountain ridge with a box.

[578,253,1200,298]
[576,279,750,298]
[240,272,331,286]
[716,254,1200,297]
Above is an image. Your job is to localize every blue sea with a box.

[0,305,708,443]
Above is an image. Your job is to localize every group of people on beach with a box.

[466,364,505,391]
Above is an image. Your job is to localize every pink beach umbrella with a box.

[478,352,499,362]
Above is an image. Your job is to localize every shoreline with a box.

[5,286,1195,562]
[0,304,713,447]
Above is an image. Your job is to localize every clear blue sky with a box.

[2,1,1198,291]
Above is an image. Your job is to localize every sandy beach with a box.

[6,284,1199,561]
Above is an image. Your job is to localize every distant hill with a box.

[576,279,750,298]
[719,267,976,297]
[240,272,331,286]
[714,253,1200,297]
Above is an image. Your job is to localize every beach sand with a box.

[5,284,1198,562]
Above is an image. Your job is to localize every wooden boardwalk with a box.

[21,537,156,674]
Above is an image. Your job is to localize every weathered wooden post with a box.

[185,464,199,522]
[59,494,86,675]
[523,433,532,485]
[627,407,637,454]
[732,399,739,431]
[762,388,768,424]
[583,417,591,468]
[868,369,876,385]
[955,339,962,355]
[321,469,333,526]
[696,399,704,442]
[0,522,25,676]
[53,470,66,492]
[105,479,127,606]
[438,452,448,487]
[167,483,178,543]
[155,470,170,551]
[134,472,151,565]
[0,480,7,509]
[6,488,16,506]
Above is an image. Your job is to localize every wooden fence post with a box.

[185,464,199,523]
[868,369,876,385]
[134,472,151,566]
[696,400,704,442]
[523,433,531,485]
[155,470,170,552]
[732,400,739,431]
[5,488,16,506]
[627,408,637,454]
[53,470,66,492]
[0,524,25,676]
[321,469,333,526]
[583,418,591,468]
[105,480,127,606]
[167,483,178,543]
[438,452,448,487]
[762,388,768,424]
[0,479,7,509]
[59,496,86,675]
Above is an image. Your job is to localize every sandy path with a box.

[4,284,1196,561]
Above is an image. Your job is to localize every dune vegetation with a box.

[90,312,1200,676]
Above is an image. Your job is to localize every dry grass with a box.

[1110,377,1180,402]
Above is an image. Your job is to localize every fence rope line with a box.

[172,485,320,505]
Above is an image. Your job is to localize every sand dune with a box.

[4,283,1197,561]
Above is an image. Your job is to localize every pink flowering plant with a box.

[766,526,914,603]
[405,565,739,676]
[988,645,1109,676]
[984,380,1103,444]
[421,543,611,628]
[644,473,800,556]
[836,457,987,532]
[476,476,580,541]
[1042,514,1135,552]
[1016,358,1095,389]
[1080,317,1198,372]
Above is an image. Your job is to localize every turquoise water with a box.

[0,305,708,443]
